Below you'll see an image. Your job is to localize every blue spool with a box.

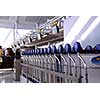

[29,50,31,55]
[58,45,63,54]
[85,45,92,50]
[73,42,82,53]
[26,50,28,55]
[40,48,42,54]
[44,48,48,54]
[37,48,40,54]
[35,49,38,55]
[26,50,27,55]
[30,50,32,55]
[52,45,57,54]
[42,48,45,54]
[31,50,34,55]
[34,49,37,55]
[26,51,28,55]
[47,46,52,54]
[35,49,37,55]
[32,49,35,55]
[94,44,100,50]
[28,50,31,55]
[64,44,71,53]
[38,49,40,54]
[40,48,44,55]
[24,51,26,55]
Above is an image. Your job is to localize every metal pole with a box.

[13,24,16,46]
[16,30,21,38]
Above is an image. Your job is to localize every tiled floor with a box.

[0,69,29,83]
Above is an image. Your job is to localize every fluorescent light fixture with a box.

[64,16,91,44]
[80,16,100,41]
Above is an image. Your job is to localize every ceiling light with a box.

[64,16,91,44]
[80,16,100,41]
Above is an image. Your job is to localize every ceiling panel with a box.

[0,16,55,29]
[39,16,55,23]
[25,16,40,23]
[0,16,9,20]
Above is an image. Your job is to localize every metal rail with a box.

[21,63,78,83]
[39,16,64,29]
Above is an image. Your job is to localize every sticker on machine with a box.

[91,56,100,65]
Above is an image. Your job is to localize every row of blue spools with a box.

[22,42,100,55]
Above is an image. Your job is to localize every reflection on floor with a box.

[0,69,30,83]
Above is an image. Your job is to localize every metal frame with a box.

[21,62,78,83]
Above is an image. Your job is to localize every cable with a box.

[13,25,15,43]
[15,17,21,39]
[16,30,21,38]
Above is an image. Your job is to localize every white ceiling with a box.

[0,16,55,29]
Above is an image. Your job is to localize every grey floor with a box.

[0,69,29,83]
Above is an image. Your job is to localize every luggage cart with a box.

[58,45,68,82]
[31,49,35,80]
[28,50,35,81]
[43,48,51,83]
[39,48,47,83]
[47,46,56,83]
[21,50,29,82]
[72,42,87,83]
[58,44,77,83]
[33,49,40,81]
[51,45,62,83]
[36,48,42,82]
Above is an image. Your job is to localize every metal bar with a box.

[39,16,64,29]
[68,53,77,77]
[21,63,78,83]
[22,71,40,83]
[60,54,68,74]
[13,24,16,45]
[77,53,87,68]
[77,53,87,83]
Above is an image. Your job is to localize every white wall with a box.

[64,16,79,45]
[81,22,100,48]
[64,16,100,48]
